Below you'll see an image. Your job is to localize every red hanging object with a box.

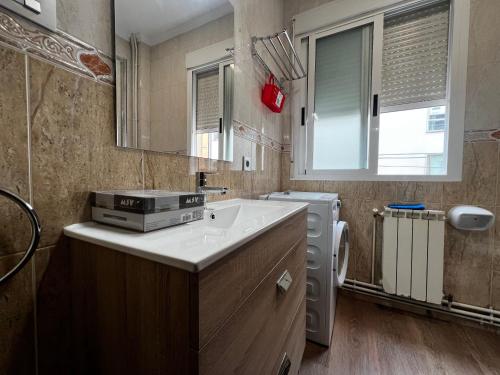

[261,74,286,113]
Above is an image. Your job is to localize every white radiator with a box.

[382,207,446,304]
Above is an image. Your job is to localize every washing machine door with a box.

[334,221,349,287]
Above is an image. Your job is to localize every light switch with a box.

[24,0,41,13]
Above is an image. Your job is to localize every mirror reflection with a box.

[114,0,235,161]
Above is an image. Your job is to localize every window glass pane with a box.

[312,24,372,170]
[428,154,445,175]
[196,132,219,159]
[196,68,219,133]
[378,106,447,175]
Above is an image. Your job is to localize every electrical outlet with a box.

[242,156,251,171]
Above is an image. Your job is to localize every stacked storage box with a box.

[91,190,206,232]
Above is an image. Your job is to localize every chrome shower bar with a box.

[251,29,307,84]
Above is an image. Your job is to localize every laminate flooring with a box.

[299,294,500,375]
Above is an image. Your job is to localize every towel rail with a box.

[0,188,41,285]
[251,29,307,89]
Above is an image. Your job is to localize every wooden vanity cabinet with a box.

[70,209,307,375]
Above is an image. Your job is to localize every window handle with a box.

[219,118,223,133]
[301,107,305,126]
[373,94,379,117]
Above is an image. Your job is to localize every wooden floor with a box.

[300,294,500,375]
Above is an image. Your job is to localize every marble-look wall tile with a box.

[0,198,32,258]
[464,0,500,131]
[0,45,28,196]
[144,151,195,192]
[56,0,113,55]
[465,62,500,131]
[0,45,31,256]
[444,142,498,206]
[493,207,500,272]
[396,182,444,207]
[492,271,500,310]
[468,0,500,67]
[30,59,92,247]
[0,255,35,375]
[354,182,395,202]
[89,147,144,192]
[280,153,291,191]
[353,200,377,283]
[87,77,144,193]
[443,214,494,307]
[30,58,144,247]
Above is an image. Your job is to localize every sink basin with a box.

[64,199,308,272]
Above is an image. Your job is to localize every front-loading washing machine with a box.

[261,191,349,346]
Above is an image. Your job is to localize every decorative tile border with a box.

[464,129,500,143]
[0,8,113,84]
[233,119,284,152]
[281,129,500,154]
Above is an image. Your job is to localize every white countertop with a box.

[64,199,308,272]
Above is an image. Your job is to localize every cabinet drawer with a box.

[195,210,307,349]
[198,237,307,375]
[272,300,306,375]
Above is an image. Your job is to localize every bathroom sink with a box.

[64,199,308,272]
[203,199,286,229]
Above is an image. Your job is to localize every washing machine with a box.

[261,191,349,346]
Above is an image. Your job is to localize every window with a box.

[189,61,234,160]
[293,0,469,181]
[311,24,373,170]
[195,68,220,159]
[378,2,449,176]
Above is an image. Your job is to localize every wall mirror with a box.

[114,0,235,161]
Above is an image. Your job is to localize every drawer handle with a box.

[277,270,293,294]
[278,353,291,375]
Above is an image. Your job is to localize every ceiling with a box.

[115,0,234,46]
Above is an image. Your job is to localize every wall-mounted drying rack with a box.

[251,29,307,88]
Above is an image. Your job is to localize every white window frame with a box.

[186,39,234,160]
[291,0,470,182]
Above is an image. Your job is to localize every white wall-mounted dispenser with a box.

[447,205,495,231]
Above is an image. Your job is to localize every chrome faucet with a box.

[196,172,229,195]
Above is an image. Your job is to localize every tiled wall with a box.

[2,0,497,373]
[232,0,286,146]
[281,0,500,310]
[0,0,283,373]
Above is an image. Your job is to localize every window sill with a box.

[290,173,462,182]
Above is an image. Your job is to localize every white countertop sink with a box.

[64,198,308,272]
